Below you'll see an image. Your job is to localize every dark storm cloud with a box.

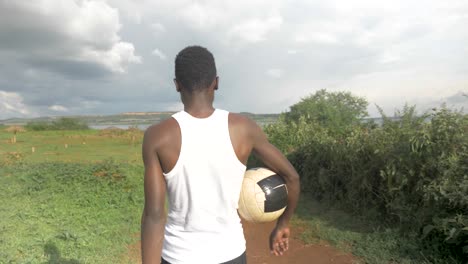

[0,1,140,75]
[27,58,111,80]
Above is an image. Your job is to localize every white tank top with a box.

[162,109,247,264]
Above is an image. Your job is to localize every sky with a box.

[0,0,467,119]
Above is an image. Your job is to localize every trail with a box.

[127,220,357,264]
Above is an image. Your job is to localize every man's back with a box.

[153,111,254,174]
[141,46,300,264]
[164,109,247,262]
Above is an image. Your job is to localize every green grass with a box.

[0,162,143,263]
[0,129,144,263]
[0,129,142,163]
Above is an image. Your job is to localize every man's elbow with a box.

[290,172,300,186]
[142,207,165,224]
[283,171,300,192]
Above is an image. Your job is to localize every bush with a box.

[284,89,368,136]
[25,121,50,131]
[265,90,468,262]
[26,117,89,131]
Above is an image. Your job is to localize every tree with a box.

[284,89,368,136]
[52,118,88,130]
[26,118,89,131]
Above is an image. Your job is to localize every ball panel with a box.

[264,184,288,213]
[253,196,266,223]
[244,179,264,222]
[256,174,288,212]
[256,174,286,192]
[238,186,252,221]
[239,178,257,221]
[241,179,256,221]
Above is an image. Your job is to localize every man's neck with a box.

[180,87,216,118]
[184,105,214,117]
[183,97,215,118]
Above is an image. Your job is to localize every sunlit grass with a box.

[0,129,142,164]
[0,129,144,263]
[0,162,144,263]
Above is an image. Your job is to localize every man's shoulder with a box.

[228,112,262,141]
[144,117,178,142]
[228,112,256,127]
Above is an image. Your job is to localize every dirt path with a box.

[127,220,357,264]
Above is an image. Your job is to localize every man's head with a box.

[174,46,217,92]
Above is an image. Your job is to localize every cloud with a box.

[111,0,285,44]
[151,48,167,60]
[48,105,68,112]
[378,49,402,64]
[151,23,166,34]
[0,91,31,118]
[266,69,283,78]
[0,0,141,78]
[294,32,339,44]
[179,2,223,31]
[228,15,283,43]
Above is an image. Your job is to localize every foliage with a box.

[264,90,468,263]
[26,117,89,131]
[283,89,368,136]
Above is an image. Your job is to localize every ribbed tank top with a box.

[162,109,247,264]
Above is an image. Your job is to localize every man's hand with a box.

[269,225,290,256]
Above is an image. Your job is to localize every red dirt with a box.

[126,220,357,264]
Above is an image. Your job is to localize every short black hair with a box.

[175,45,217,92]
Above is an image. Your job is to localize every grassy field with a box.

[0,129,142,164]
[1,129,144,263]
[0,128,445,263]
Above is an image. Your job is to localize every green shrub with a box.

[25,121,51,131]
[265,90,468,262]
[52,117,89,130]
[284,89,368,136]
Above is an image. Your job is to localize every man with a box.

[141,46,300,264]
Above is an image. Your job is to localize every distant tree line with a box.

[26,117,89,131]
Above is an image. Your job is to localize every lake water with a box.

[89,124,152,130]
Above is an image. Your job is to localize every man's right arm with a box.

[141,126,166,263]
